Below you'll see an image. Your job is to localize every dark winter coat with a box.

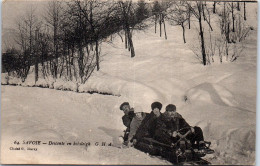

[122,108,135,132]
[154,112,190,145]
[135,111,160,141]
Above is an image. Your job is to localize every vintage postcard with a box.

[1,0,257,165]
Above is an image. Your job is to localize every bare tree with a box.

[213,2,216,13]
[152,1,160,34]
[231,2,235,32]
[219,2,231,43]
[14,6,39,82]
[135,0,149,24]
[152,1,171,39]
[167,1,189,43]
[37,28,50,79]
[118,1,136,57]
[237,2,240,11]
[188,1,209,65]
[66,0,93,83]
[188,3,191,29]
[44,0,64,79]
[65,0,117,82]
[244,2,246,21]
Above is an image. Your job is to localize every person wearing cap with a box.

[154,104,190,145]
[134,101,163,141]
[119,102,135,142]
[154,104,213,153]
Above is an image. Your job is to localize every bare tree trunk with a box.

[71,46,75,81]
[128,30,135,58]
[198,2,206,65]
[53,16,58,80]
[78,41,84,84]
[237,2,240,11]
[86,44,89,55]
[159,14,162,37]
[95,40,100,71]
[59,55,65,78]
[222,2,226,35]
[68,48,72,81]
[244,2,246,21]
[155,15,157,33]
[54,59,58,79]
[232,2,235,32]
[34,29,39,84]
[227,22,230,43]
[121,1,135,58]
[73,58,77,82]
[128,34,131,51]
[63,41,68,78]
[163,17,167,40]
[206,6,213,32]
[41,47,46,79]
[181,23,186,43]
[35,59,39,83]
[213,2,216,13]
[225,41,229,61]
[188,8,191,29]
[125,30,128,49]
[48,59,51,76]
[202,2,206,21]
[53,28,58,80]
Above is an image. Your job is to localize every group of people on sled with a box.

[119,101,214,159]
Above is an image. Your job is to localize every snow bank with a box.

[180,97,256,164]
[78,74,161,111]
[1,72,80,92]
[186,82,238,107]
[2,85,173,164]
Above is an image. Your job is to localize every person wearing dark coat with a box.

[120,102,135,142]
[133,102,163,154]
[154,104,190,145]
[154,104,212,152]
[135,101,163,141]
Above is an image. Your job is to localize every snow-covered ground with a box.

[1,3,257,165]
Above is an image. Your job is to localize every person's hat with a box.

[134,106,143,113]
[166,104,176,112]
[151,102,162,110]
[120,102,129,110]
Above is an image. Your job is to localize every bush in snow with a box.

[184,1,252,65]
[35,78,50,88]
[7,76,22,86]
[53,80,64,90]
[21,74,36,87]
[62,82,78,92]
[1,73,9,85]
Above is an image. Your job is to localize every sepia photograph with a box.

[1,0,258,165]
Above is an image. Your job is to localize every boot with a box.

[198,141,214,154]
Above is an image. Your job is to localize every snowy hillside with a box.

[1,2,257,165]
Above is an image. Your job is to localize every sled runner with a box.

[134,127,214,164]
